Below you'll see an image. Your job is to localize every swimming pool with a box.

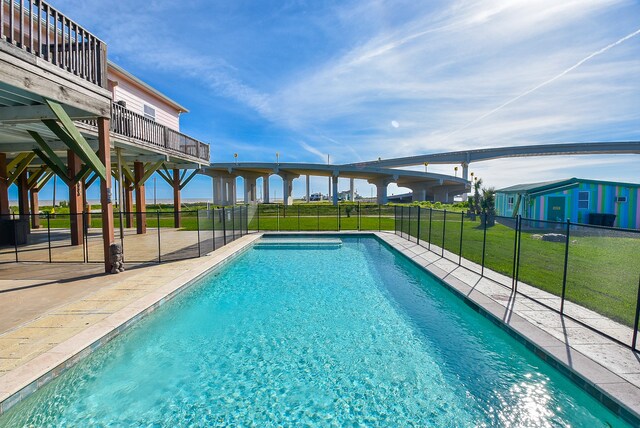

[0,236,629,426]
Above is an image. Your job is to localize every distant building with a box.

[495,178,640,229]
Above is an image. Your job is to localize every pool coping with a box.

[0,234,263,416]
[1,231,638,425]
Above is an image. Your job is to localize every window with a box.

[143,104,156,121]
[507,196,514,210]
[615,196,627,203]
[578,191,589,209]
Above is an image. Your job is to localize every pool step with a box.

[255,238,342,248]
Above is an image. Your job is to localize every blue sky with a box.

[10,0,640,202]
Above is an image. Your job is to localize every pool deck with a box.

[0,231,638,424]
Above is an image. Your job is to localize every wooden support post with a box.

[124,177,133,228]
[68,151,84,246]
[17,170,29,220]
[134,161,146,234]
[0,153,8,215]
[98,118,114,273]
[173,168,181,228]
[83,180,92,226]
[30,188,40,229]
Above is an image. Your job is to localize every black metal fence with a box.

[0,206,249,265]
[394,206,640,351]
[251,203,396,232]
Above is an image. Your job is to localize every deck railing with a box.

[1,0,107,87]
[81,103,210,162]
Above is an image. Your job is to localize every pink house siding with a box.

[108,68,183,131]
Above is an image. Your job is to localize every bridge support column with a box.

[282,176,293,206]
[461,163,469,202]
[263,176,270,203]
[349,178,355,201]
[369,178,393,205]
[332,175,339,206]
[68,151,84,246]
[0,153,8,215]
[134,161,146,234]
[306,175,310,202]
[243,176,257,204]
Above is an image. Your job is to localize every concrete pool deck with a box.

[0,231,638,424]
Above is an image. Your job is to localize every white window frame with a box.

[507,195,514,210]
[578,191,589,209]
[143,104,156,121]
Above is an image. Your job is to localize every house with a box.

[496,178,640,229]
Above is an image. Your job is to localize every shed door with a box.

[546,196,565,222]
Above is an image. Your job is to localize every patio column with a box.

[134,161,146,234]
[98,117,115,273]
[30,183,40,228]
[0,153,8,215]
[17,170,29,221]
[124,177,134,228]
[173,168,181,228]
[68,151,84,246]
[262,176,270,203]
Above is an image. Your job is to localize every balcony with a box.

[1,0,107,88]
[80,102,210,163]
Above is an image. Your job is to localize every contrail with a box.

[447,27,640,136]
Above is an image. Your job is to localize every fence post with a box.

[442,210,446,257]
[428,208,432,251]
[196,210,201,257]
[560,218,571,314]
[337,205,340,231]
[632,275,640,350]
[514,215,522,292]
[416,208,421,245]
[232,206,236,240]
[511,215,519,290]
[358,202,361,231]
[277,204,280,232]
[317,204,320,231]
[47,212,52,263]
[257,204,260,232]
[297,205,300,231]
[156,211,161,263]
[83,211,88,263]
[246,205,249,234]
[408,206,412,241]
[400,206,404,238]
[458,211,464,265]
[222,207,227,245]
[481,211,487,277]
[238,207,243,238]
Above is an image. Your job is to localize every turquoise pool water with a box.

[0,236,628,426]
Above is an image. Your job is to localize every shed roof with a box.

[497,178,640,194]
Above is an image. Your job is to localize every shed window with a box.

[507,196,514,210]
[578,191,589,209]
[143,104,156,121]
[615,196,627,203]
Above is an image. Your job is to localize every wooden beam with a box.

[0,104,94,123]
[156,169,173,186]
[98,117,115,273]
[7,152,36,185]
[72,163,93,185]
[179,169,199,190]
[86,173,99,189]
[33,149,70,186]
[27,165,48,189]
[35,171,54,192]
[43,99,107,180]
[29,131,69,178]
[138,160,164,186]
[121,163,135,184]
[0,153,9,215]
[7,152,29,171]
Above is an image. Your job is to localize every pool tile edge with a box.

[0,234,262,416]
